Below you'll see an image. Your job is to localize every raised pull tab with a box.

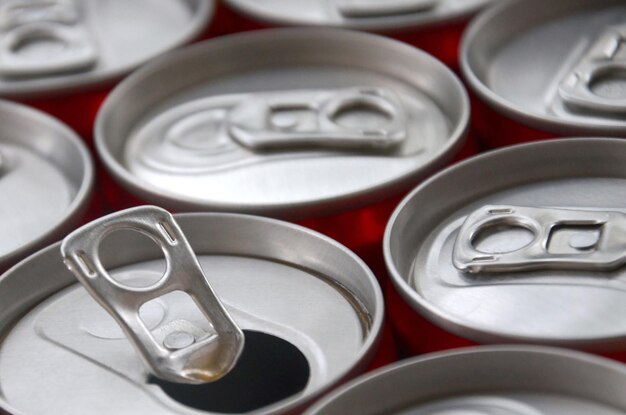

[453,205,626,274]
[227,87,407,151]
[0,0,97,77]
[337,0,437,17]
[558,26,626,115]
[60,206,244,384]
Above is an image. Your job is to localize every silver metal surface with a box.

[96,28,468,218]
[385,138,626,350]
[223,0,494,31]
[0,98,93,271]
[0,212,383,414]
[0,0,213,98]
[61,207,244,384]
[0,0,97,77]
[305,346,626,415]
[462,0,626,136]
[453,205,626,274]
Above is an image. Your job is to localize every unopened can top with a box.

[0,0,214,98]
[0,212,383,414]
[462,0,626,137]
[96,28,469,218]
[0,99,93,271]
[306,346,626,414]
[385,138,626,351]
[223,0,494,31]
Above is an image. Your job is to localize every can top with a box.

[0,212,383,414]
[0,98,93,271]
[305,346,626,414]
[462,0,626,136]
[223,0,494,31]
[0,0,213,98]
[96,29,469,218]
[385,138,626,350]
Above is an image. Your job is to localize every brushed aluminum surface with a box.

[462,0,626,137]
[385,138,626,350]
[96,28,469,218]
[0,0,213,98]
[0,213,383,414]
[222,0,494,31]
[305,346,626,414]
[0,99,92,270]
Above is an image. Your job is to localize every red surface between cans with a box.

[213,3,470,69]
[470,92,556,149]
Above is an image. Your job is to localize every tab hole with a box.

[76,251,96,277]
[472,224,535,254]
[331,101,392,131]
[547,225,602,254]
[589,68,626,100]
[158,221,177,245]
[9,29,69,58]
[99,229,167,289]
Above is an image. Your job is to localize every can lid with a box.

[0,99,93,270]
[223,0,493,31]
[0,211,383,414]
[462,0,626,136]
[97,29,469,217]
[305,346,626,415]
[0,0,213,98]
[385,138,626,350]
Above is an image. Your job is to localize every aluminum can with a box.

[0,99,93,273]
[0,0,214,139]
[217,0,496,69]
[95,28,471,276]
[462,0,626,148]
[306,346,626,415]
[385,138,626,360]
[0,209,389,414]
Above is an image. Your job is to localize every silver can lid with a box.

[0,99,93,270]
[223,0,494,31]
[0,0,213,98]
[0,212,383,414]
[462,0,626,136]
[306,346,626,415]
[385,138,626,350]
[96,28,469,218]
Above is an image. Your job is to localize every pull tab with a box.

[558,26,626,115]
[227,87,407,151]
[453,205,626,274]
[337,0,437,17]
[60,206,244,384]
[0,0,97,77]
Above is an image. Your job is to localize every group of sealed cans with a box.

[2,0,626,414]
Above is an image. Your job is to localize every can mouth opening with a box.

[149,330,310,413]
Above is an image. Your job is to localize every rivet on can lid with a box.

[164,331,197,350]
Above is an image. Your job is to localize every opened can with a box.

[385,138,626,360]
[0,99,93,273]
[0,206,389,414]
[462,0,626,148]
[95,28,471,275]
[0,0,214,139]
[306,346,626,415]
[217,0,495,69]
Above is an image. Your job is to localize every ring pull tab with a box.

[60,206,244,384]
[558,26,626,115]
[0,0,98,77]
[337,0,437,17]
[227,87,407,151]
[452,205,626,274]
